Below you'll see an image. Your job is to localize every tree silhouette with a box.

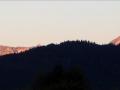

[33,65,90,90]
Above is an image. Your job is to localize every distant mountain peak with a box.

[111,36,120,45]
[0,45,29,56]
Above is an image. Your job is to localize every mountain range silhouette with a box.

[0,40,119,90]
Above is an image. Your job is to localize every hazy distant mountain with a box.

[111,36,120,45]
[0,45,29,56]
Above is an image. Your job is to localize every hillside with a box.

[0,41,119,90]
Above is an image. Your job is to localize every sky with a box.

[0,1,120,46]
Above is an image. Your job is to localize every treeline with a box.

[0,40,119,90]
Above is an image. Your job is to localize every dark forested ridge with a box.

[0,40,119,90]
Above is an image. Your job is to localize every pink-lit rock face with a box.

[0,46,29,56]
[15,47,29,53]
[111,36,120,45]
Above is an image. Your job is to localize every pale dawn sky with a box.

[0,1,120,46]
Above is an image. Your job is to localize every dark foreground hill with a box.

[0,41,119,90]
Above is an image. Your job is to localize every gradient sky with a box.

[0,1,120,46]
